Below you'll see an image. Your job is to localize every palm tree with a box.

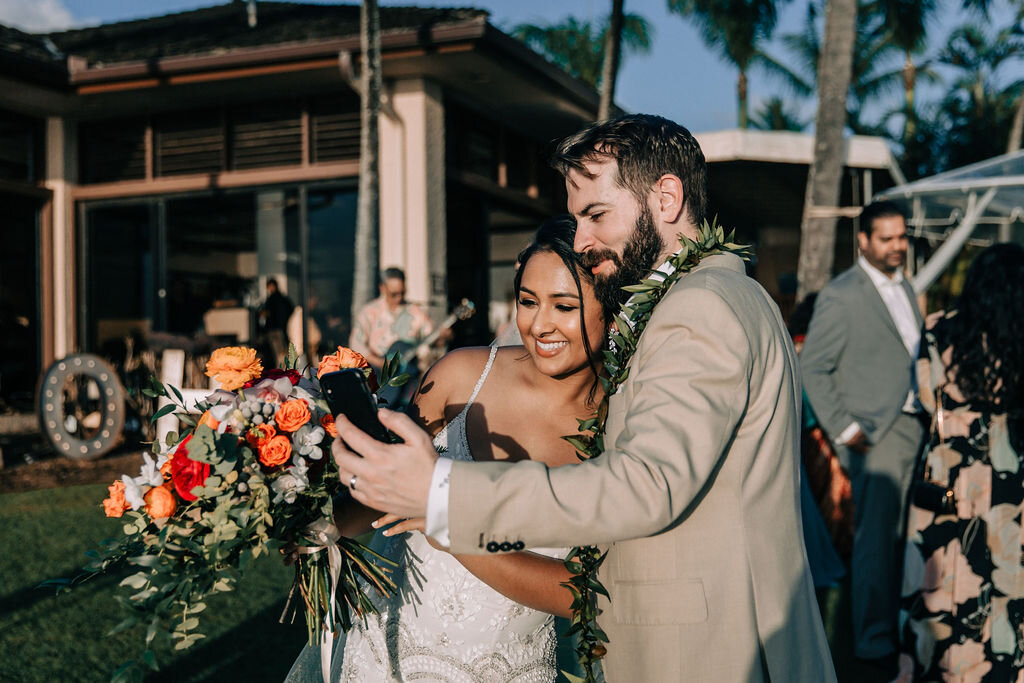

[668,0,792,129]
[939,24,1022,119]
[749,96,809,130]
[1005,5,1024,152]
[598,0,626,121]
[870,0,938,144]
[513,12,652,92]
[796,0,859,298]
[763,0,922,136]
[934,23,1024,165]
[352,0,382,322]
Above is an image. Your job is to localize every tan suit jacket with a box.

[448,254,835,681]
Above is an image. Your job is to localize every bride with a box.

[287,215,611,681]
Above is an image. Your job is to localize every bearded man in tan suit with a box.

[333,114,835,682]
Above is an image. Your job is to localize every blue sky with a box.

[0,0,1019,134]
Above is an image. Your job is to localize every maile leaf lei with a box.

[560,218,751,683]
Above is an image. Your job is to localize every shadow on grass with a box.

[0,563,126,621]
[148,599,307,683]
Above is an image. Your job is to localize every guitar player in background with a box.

[349,267,454,407]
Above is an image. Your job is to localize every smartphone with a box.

[319,369,390,442]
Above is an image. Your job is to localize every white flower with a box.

[294,424,326,459]
[121,475,145,510]
[209,403,234,422]
[291,385,319,404]
[271,457,310,504]
[206,389,238,406]
[134,453,164,488]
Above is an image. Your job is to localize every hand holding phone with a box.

[319,369,391,442]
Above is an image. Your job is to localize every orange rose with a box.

[103,480,130,518]
[320,413,338,438]
[159,457,173,480]
[317,346,379,392]
[259,434,292,467]
[197,410,220,431]
[144,483,177,519]
[274,400,310,432]
[205,346,264,391]
[246,423,277,448]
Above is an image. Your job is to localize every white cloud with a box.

[0,0,77,33]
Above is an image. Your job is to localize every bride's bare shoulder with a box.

[421,346,494,393]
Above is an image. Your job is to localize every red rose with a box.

[243,368,302,389]
[171,434,211,502]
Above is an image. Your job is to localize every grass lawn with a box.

[0,484,308,682]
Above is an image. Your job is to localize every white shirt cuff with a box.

[837,421,862,446]
[425,457,453,547]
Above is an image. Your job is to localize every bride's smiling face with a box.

[516,250,606,378]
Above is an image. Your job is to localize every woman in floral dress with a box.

[898,243,1024,681]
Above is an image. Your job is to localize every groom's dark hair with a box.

[550,114,708,228]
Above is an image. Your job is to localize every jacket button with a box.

[512,541,525,551]
[486,541,499,553]
[499,542,512,552]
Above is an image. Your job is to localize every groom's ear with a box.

[651,174,685,225]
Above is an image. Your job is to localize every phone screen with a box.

[319,369,390,442]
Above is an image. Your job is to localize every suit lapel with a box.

[901,277,923,328]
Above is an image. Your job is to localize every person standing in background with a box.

[897,243,1024,682]
[257,277,293,365]
[800,200,926,678]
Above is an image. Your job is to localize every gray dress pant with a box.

[841,412,924,659]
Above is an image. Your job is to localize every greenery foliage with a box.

[513,13,652,89]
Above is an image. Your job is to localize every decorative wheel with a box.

[38,353,126,460]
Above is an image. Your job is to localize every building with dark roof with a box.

[0,1,599,409]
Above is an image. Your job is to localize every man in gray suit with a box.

[800,200,925,673]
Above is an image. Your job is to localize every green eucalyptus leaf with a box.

[142,649,159,671]
[150,404,177,422]
[128,555,162,568]
[119,573,148,590]
[110,661,143,683]
[106,616,138,636]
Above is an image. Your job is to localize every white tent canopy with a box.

[875,150,1024,293]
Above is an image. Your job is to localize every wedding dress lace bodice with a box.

[339,346,568,682]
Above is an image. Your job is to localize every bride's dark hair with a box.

[514,215,608,405]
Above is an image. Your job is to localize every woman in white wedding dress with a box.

[286,216,610,682]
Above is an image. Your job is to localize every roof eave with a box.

[475,23,600,115]
[67,14,490,85]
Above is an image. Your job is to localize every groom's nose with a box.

[573,222,595,254]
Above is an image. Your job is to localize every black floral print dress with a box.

[898,317,1024,682]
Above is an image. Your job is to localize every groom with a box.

[333,114,835,682]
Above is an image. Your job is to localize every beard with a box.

[579,205,666,315]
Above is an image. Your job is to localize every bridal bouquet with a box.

[62,345,404,678]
